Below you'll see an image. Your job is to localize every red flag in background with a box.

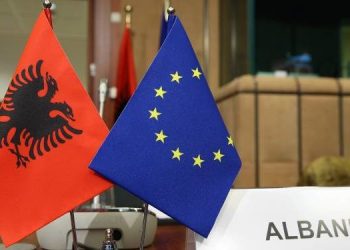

[0,10,112,246]
[115,26,137,118]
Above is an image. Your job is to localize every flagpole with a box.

[125,4,133,28]
[139,6,175,250]
[123,3,147,248]
[167,6,175,16]
[69,211,79,250]
[139,203,149,250]
[42,0,53,27]
[98,78,108,119]
[92,79,108,209]
[42,0,52,9]
[134,3,150,249]
[163,0,171,21]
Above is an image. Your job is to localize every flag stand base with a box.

[139,203,149,250]
[37,208,157,249]
[69,211,78,250]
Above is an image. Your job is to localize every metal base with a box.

[0,243,36,250]
[36,208,157,250]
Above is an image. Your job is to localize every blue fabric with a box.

[159,13,176,47]
[90,16,241,237]
[166,14,176,39]
[159,13,167,47]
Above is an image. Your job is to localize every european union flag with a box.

[90,15,241,237]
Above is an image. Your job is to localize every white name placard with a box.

[196,187,350,250]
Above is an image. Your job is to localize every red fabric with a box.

[115,27,137,118]
[0,11,112,246]
[44,8,52,27]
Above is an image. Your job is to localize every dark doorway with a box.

[255,0,350,77]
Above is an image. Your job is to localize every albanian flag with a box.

[0,10,112,246]
[115,26,137,118]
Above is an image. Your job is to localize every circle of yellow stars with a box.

[148,67,235,168]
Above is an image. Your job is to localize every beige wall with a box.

[119,0,220,93]
[0,1,221,98]
[0,0,88,99]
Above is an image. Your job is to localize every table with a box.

[147,224,187,250]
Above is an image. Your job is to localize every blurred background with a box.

[1,0,350,191]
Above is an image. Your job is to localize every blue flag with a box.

[90,15,241,237]
[159,11,176,47]
[159,13,167,47]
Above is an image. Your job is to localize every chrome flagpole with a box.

[139,203,149,250]
[92,78,108,209]
[99,79,108,119]
[163,0,171,21]
[125,4,132,28]
[69,211,79,250]
[42,0,51,8]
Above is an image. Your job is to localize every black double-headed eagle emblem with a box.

[0,60,82,167]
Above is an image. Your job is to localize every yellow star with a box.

[192,67,202,79]
[213,149,224,162]
[170,71,183,84]
[155,130,167,143]
[154,86,167,99]
[171,147,184,161]
[149,108,161,120]
[227,136,234,146]
[193,154,204,168]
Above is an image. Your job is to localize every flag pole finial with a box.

[164,0,171,21]
[125,4,133,28]
[42,0,52,9]
[167,6,175,15]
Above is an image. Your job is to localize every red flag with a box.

[0,11,112,246]
[115,26,137,118]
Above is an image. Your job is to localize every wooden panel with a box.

[218,97,253,187]
[258,94,299,187]
[343,97,350,157]
[231,94,255,187]
[259,95,298,162]
[260,162,299,187]
[215,76,347,188]
[218,98,235,135]
[234,162,255,188]
[301,96,340,167]
[340,79,350,157]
